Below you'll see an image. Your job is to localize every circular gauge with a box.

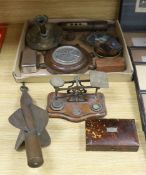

[52,46,83,66]
[44,45,91,74]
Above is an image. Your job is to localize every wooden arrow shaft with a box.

[20,91,44,168]
[22,104,43,168]
[25,132,44,168]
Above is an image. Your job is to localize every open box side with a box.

[12,19,133,83]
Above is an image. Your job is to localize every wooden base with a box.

[47,92,107,122]
[96,56,126,72]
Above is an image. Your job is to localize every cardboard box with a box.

[12,19,133,83]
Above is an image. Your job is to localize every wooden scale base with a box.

[47,92,107,122]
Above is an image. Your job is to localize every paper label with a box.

[132,37,146,46]
[106,127,118,133]
[141,56,146,62]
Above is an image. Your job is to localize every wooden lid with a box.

[0,0,120,23]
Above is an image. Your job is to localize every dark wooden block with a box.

[96,57,126,72]
[86,119,139,151]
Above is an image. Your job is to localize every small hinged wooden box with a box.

[86,119,139,151]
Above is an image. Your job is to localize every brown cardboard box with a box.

[11,1,133,83]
